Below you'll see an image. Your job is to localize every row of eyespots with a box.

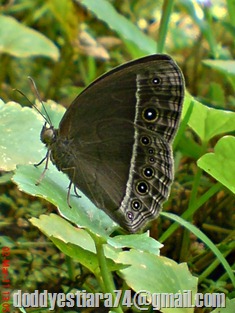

[127,76,160,222]
[127,105,159,220]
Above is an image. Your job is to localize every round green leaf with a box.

[183,96,235,143]
[117,250,198,313]
[0,100,64,171]
[197,136,235,193]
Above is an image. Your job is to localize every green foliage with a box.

[0,0,235,312]
[79,0,156,56]
[0,15,59,59]
[198,136,235,194]
[183,96,235,143]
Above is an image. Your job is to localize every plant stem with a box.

[227,0,235,27]
[179,167,204,260]
[94,237,123,313]
[198,249,232,283]
[157,0,174,53]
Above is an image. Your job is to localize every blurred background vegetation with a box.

[0,0,235,312]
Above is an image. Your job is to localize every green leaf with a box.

[197,136,235,194]
[0,100,44,171]
[0,15,59,60]
[30,214,124,273]
[0,172,13,184]
[203,59,235,76]
[202,59,235,91]
[2,99,118,237]
[78,0,156,55]
[117,250,197,313]
[13,164,118,238]
[207,82,225,106]
[183,95,235,143]
[211,298,235,313]
[0,100,64,171]
[108,232,162,255]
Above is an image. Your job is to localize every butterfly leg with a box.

[67,179,73,208]
[34,150,51,186]
[62,166,79,208]
[66,182,81,208]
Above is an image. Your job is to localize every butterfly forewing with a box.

[46,54,184,232]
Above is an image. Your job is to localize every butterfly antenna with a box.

[13,88,47,122]
[27,76,53,126]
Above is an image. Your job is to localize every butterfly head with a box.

[40,122,57,146]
